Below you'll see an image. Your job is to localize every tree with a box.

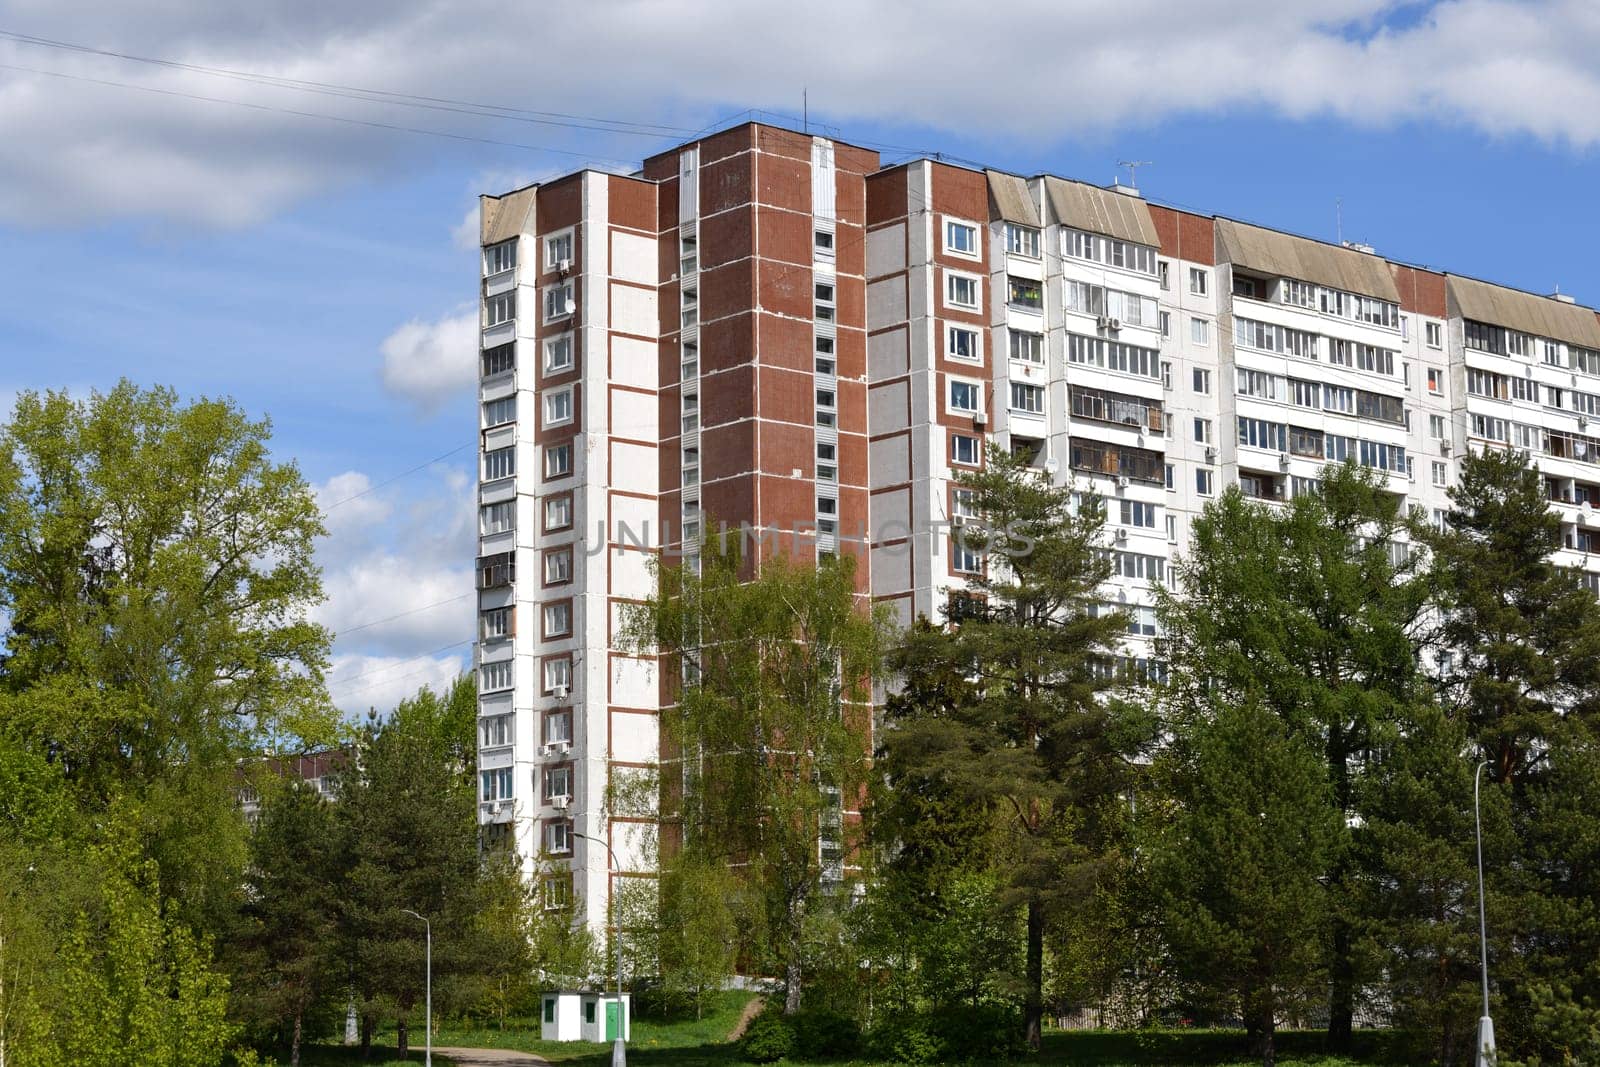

[626,540,888,1015]
[338,684,483,1060]
[1157,464,1429,1046]
[879,446,1138,1048]
[1150,697,1339,1067]
[656,855,740,1019]
[231,779,347,1067]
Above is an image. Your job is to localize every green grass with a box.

[312,1000,1407,1067]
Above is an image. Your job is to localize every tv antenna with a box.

[1116,160,1153,190]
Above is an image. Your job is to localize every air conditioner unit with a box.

[1204,446,1217,463]
[1581,416,1590,431]
[1107,318,1122,332]
[552,740,571,754]
[553,682,570,700]
[1278,453,1291,471]
[1115,475,1130,490]
[952,514,967,528]
[552,794,571,811]
[557,257,572,273]
[1273,484,1286,499]
[973,411,987,426]
[1114,528,1129,542]
[1096,315,1111,329]
[1440,440,1452,455]
[489,800,502,814]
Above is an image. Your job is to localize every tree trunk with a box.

[398,1016,409,1060]
[784,957,803,1015]
[1024,898,1044,1051]
[1327,915,1354,1050]
[1253,1001,1277,1067]
[291,1010,303,1067]
[360,1013,374,1060]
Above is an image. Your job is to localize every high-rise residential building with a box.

[476,121,1600,938]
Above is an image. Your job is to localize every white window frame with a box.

[544,228,574,271]
[480,500,515,535]
[543,602,572,639]
[1009,382,1045,415]
[1190,317,1210,345]
[483,396,516,429]
[944,270,981,312]
[1189,267,1209,297]
[483,239,517,277]
[943,217,981,260]
[1426,321,1443,349]
[1005,223,1041,259]
[1009,329,1044,364]
[545,443,572,479]
[544,495,572,530]
[544,387,574,427]
[1196,468,1215,496]
[542,657,572,694]
[544,333,574,375]
[1192,368,1212,395]
[947,377,983,415]
[947,325,982,363]
[544,548,572,585]
[485,291,515,328]
[951,434,980,467]
[545,820,572,855]
[543,281,574,323]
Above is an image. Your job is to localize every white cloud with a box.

[324,650,469,718]
[5,2,1600,228]
[378,309,477,410]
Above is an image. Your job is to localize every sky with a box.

[3,0,1599,714]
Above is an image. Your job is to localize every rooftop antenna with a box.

[1116,160,1153,191]
[803,88,808,133]
[1337,197,1344,245]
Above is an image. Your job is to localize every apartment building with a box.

[476,121,1600,939]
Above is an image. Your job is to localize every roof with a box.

[1215,218,1400,302]
[986,170,1040,227]
[1446,274,1600,349]
[1042,176,1159,247]
[480,186,538,246]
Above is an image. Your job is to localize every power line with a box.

[324,639,473,691]
[0,60,641,164]
[0,28,700,140]
[321,443,470,510]
[335,592,472,636]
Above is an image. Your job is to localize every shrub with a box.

[933,1003,1028,1062]
[792,1007,861,1058]
[740,1007,797,1063]
[865,1017,943,1065]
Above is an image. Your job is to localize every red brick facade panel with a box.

[699,260,755,324]
[834,330,866,380]
[929,163,987,219]
[756,205,812,267]
[702,208,755,271]
[702,312,757,375]
[756,258,812,319]
[756,154,811,212]
[755,365,814,426]
[607,176,657,233]
[754,312,814,375]
[866,165,910,226]
[702,154,755,217]
[1392,264,1448,318]
[703,364,755,429]
[1149,204,1217,266]
[703,422,757,482]
[757,421,815,478]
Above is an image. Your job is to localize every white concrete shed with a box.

[540,990,631,1043]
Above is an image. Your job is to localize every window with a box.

[545,709,572,743]
[816,441,837,481]
[951,434,980,466]
[480,713,513,749]
[478,551,514,589]
[1063,228,1158,275]
[545,443,572,479]
[1165,463,1175,489]
[1009,329,1044,364]
[1190,317,1209,345]
[544,388,574,426]
[1429,414,1447,439]
[481,607,512,641]
[544,231,573,269]
[1189,267,1208,296]
[815,387,837,427]
[544,495,572,530]
[814,229,835,255]
[1160,311,1171,338]
[1067,335,1160,379]
[543,657,572,695]
[814,282,836,322]
[543,765,572,802]
[545,548,572,585]
[947,326,981,361]
[944,219,979,257]
[1192,368,1212,395]
[1196,468,1214,496]
[481,343,515,377]
[1432,461,1448,487]
[483,446,515,481]
[542,877,572,911]
[480,660,513,693]
[1158,261,1170,291]
[1161,360,1172,389]
[544,820,571,855]
[1426,368,1442,394]
[1069,385,1163,431]
[1005,223,1041,258]
[544,335,574,374]
[485,291,515,328]
[1233,275,1259,299]
[483,396,516,428]
[480,501,514,536]
[1120,500,1158,528]
[1166,513,1178,542]
[543,282,573,322]
[946,272,980,310]
[543,602,571,638]
[1426,321,1443,348]
[1007,276,1043,311]
[480,767,513,802]
[952,488,978,520]
[484,239,517,275]
[1236,317,1319,359]
[1193,418,1213,445]
[1010,383,1045,414]
[948,379,981,414]
[584,1001,596,1025]
[952,533,982,574]
[1111,551,1166,583]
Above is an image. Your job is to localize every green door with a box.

[605,1000,620,1041]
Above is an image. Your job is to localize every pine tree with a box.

[880,446,1138,1048]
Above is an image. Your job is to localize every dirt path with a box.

[726,995,765,1041]
[434,1047,550,1066]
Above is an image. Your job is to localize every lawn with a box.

[302,996,1407,1067]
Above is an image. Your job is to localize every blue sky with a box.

[2,0,1598,712]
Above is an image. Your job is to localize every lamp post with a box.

[1473,760,1495,1067]
[401,909,432,1067]
[572,830,626,1067]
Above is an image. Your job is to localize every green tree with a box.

[880,446,1138,1048]
[231,779,347,1067]
[626,541,888,1014]
[656,854,740,1019]
[1157,464,1429,1045]
[1150,697,1339,1067]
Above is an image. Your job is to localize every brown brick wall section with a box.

[866,164,910,227]
[607,175,656,233]
[1149,203,1216,266]
[1392,264,1447,318]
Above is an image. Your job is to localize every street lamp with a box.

[401,909,432,1067]
[1473,760,1495,1067]
[571,830,626,1067]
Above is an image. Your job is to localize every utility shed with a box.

[540,990,631,1043]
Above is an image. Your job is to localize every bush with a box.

[792,1007,861,1058]
[865,1017,943,1065]
[740,1006,796,1063]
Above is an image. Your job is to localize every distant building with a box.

[476,120,1600,939]
[237,749,348,823]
